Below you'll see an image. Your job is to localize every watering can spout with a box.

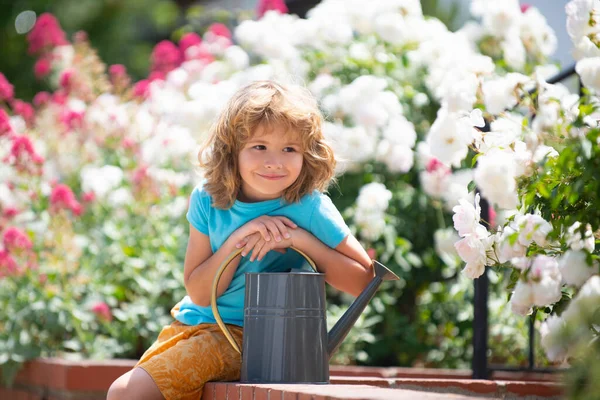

[326,261,399,359]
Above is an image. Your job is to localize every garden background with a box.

[1,0,599,398]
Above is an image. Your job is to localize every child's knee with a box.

[106,368,163,400]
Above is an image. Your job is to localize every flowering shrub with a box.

[0,0,569,383]
[443,0,600,389]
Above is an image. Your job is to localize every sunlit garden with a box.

[0,0,599,399]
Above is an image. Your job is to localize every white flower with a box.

[540,315,568,362]
[355,209,386,241]
[382,116,417,148]
[515,214,552,247]
[224,46,250,71]
[566,0,597,41]
[474,151,519,209]
[434,228,460,260]
[107,188,133,207]
[356,182,392,212]
[426,108,475,167]
[376,142,414,173]
[559,250,597,287]
[80,165,124,198]
[441,169,474,210]
[420,168,450,199]
[576,57,600,92]
[566,222,596,252]
[497,226,527,263]
[452,193,487,238]
[455,233,494,279]
[469,109,485,128]
[502,30,526,70]
[510,255,563,314]
[510,281,534,315]
[482,73,531,115]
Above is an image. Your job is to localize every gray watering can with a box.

[211,246,399,384]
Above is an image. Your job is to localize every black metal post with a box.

[472,196,490,379]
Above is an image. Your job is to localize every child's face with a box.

[237,123,303,202]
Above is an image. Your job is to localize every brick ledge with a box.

[0,358,563,399]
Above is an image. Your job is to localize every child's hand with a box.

[232,215,297,245]
[236,231,294,262]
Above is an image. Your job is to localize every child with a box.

[107,81,374,400]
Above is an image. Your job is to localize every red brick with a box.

[254,386,269,400]
[202,382,216,400]
[214,382,228,400]
[239,384,254,400]
[227,384,240,399]
[395,378,499,395]
[330,377,393,387]
[503,380,564,397]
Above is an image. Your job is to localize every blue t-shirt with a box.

[173,183,351,327]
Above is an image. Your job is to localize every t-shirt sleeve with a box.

[186,185,210,235]
[309,194,351,249]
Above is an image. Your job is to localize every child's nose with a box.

[264,154,283,169]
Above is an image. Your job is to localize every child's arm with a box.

[183,216,297,306]
[292,228,374,297]
[238,228,374,297]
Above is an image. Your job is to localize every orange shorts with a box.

[135,308,243,400]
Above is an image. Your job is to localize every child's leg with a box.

[106,367,163,400]
[108,322,243,400]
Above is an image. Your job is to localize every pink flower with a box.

[366,248,377,259]
[0,250,18,277]
[82,192,95,202]
[27,13,68,55]
[59,109,85,131]
[12,100,35,126]
[3,208,19,219]
[179,32,202,55]
[52,91,68,105]
[0,109,13,138]
[132,80,150,99]
[5,135,45,171]
[34,58,52,79]
[207,23,232,39]
[50,184,83,216]
[109,64,127,79]
[256,0,288,18]
[91,302,112,322]
[426,158,450,174]
[150,40,182,75]
[3,227,32,252]
[33,91,51,107]
[59,69,74,90]
[148,71,166,82]
[0,73,14,102]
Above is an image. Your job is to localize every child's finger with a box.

[241,234,261,257]
[275,216,297,228]
[250,240,266,262]
[258,223,271,241]
[273,219,291,239]
[264,220,282,242]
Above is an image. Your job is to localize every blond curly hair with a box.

[198,80,336,209]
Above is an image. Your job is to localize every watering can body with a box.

[211,247,399,384]
[241,272,329,383]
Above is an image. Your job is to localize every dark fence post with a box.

[472,195,490,379]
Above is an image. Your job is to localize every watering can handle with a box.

[211,246,318,354]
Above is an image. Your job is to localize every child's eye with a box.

[283,147,297,153]
[252,145,266,150]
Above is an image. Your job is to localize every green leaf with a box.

[467,180,476,193]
